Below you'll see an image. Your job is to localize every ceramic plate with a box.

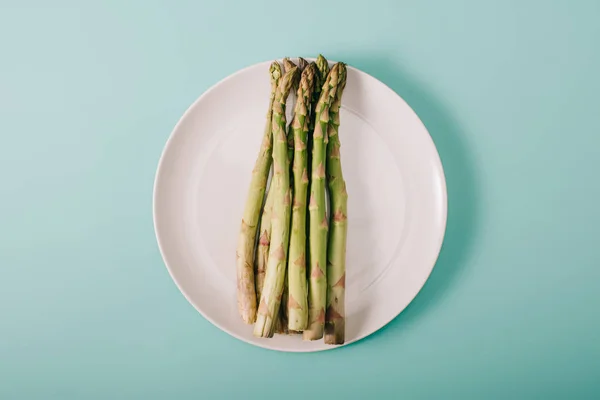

[153,59,447,352]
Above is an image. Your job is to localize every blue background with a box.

[2,1,599,398]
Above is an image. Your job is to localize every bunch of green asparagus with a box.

[236,55,348,345]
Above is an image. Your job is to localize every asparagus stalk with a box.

[287,63,316,331]
[255,187,273,300]
[303,63,341,340]
[310,55,330,133]
[256,58,294,323]
[278,57,300,334]
[236,62,282,324]
[253,65,299,338]
[306,56,329,236]
[304,57,328,314]
[263,57,305,333]
[325,63,348,345]
[284,57,306,168]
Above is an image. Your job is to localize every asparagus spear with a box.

[310,55,330,133]
[261,57,305,333]
[253,65,299,338]
[255,188,273,300]
[236,62,282,324]
[325,63,348,345]
[283,57,302,94]
[304,57,329,314]
[277,57,302,334]
[284,57,306,168]
[303,63,341,340]
[306,56,329,239]
[287,63,316,331]
[257,58,295,316]
[308,62,329,207]
[315,55,329,83]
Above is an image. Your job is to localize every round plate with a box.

[153,59,447,352]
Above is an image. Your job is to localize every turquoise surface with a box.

[2,1,599,398]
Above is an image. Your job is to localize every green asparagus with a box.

[304,63,341,340]
[236,62,281,324]
[305,57,329,318]
[279,57,301,333]
[306,56,329,230]
[310,55,330,133]
[287,64,316,331]
[324,63,348,345]
[258,58,304,303]
[253,65,299,338]
[284,58,306,168]
[255,186,273,300]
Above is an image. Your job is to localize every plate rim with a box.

[152,58,448,352]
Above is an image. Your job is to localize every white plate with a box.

[153,59,447,352]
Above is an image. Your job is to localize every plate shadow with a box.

[344,55,481,344]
